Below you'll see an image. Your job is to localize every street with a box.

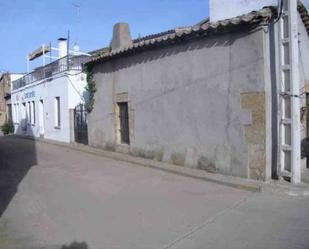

[0,136,308,249]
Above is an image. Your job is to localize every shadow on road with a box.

[0,120,37,217]
[61,241,88,249]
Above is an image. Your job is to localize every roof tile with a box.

[86,7,277,65]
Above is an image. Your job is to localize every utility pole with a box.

[289,0,301,184]
[279,0,301,184]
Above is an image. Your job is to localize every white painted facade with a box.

[10,68,87,143]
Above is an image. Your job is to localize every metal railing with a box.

[12,55,90,91]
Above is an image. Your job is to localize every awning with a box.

[28,45,51,61]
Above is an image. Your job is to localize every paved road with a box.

[0,136,308,249]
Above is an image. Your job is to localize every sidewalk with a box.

[13,135,309,196]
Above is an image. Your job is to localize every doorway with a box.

[74,104,88,145]
[39,100,44,137]
[118,102,130,145]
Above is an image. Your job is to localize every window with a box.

[31,101,35,125]
[55,97,61,128]
[7,104,12,122]
[118,102,130,144]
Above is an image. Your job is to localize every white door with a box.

[39,100,45,136]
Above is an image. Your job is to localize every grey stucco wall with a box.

[88,28,267,179]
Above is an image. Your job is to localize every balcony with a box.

[12,55,90,91]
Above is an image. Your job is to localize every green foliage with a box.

[84,64,97,113]
[1,121,14,135]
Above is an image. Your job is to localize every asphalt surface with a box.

[0,136,308,249]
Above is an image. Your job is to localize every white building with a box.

[10,38,89,143]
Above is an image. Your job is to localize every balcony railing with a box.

[12,55,90,91]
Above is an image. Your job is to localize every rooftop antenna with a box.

[72,3,80,18]
[71,2,80,54]
[67,30,70,69]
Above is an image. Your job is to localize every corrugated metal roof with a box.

[86,7,275,66]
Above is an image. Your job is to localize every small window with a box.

[55,97,61,128]
[118,102,130,144]
[7,104,12,122]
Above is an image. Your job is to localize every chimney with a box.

[58,38,68,58]
[111,23,133,51]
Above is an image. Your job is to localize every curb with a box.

[261,181,309,197]
[14,135,263,192]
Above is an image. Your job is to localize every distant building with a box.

[0,73,24,126]
[85,2,309,182]
[10,38,89,143]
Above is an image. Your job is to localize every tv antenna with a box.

[72,3,80,18]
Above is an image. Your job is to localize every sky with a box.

[0,0,208,73]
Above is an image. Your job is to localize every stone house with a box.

[0,73,24,126]
[85,1,309,182]
[0,73,10,126]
